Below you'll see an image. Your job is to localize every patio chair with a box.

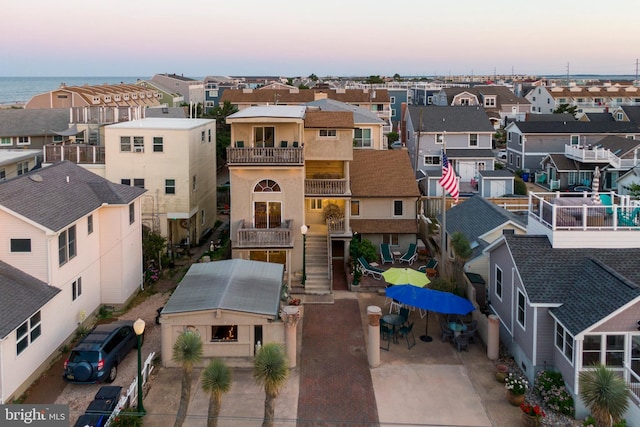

[357,256,384,280]
[418,258,438,273]
[380,321,393,351]
[398,322,416,349]
[454,332,471,352]
[399,243,418,265]
[387,299,402,314]
[440,320,454,343]
[380,243,394,264]
[399,307,410,325]
[235,141,244,148]
[465,320,478,343]
[280,140,288,148]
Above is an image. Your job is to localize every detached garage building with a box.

[160,259,286,367]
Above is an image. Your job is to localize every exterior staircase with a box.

[303,226,332,296]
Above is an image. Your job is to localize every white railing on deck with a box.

[305,179,348,195]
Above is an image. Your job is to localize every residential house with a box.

[485,187,640,419]
[617,165,640,196]
[540,135,640,191]
[137,79,185,107]
[203,76,242,112]
[611,105,640,124]
[149,73,204,105]
[0,149,41,180]
[525,84,640,116]
[159,259,286,366]
[405,105,496,197]
[25,82,161,109]
[103,118,217,251]
[387,87,409,128]
[503,120,640,175]
[0,108,71,155]
[433,85,530,127]
[350,150,420,252]
[0,161,145,403]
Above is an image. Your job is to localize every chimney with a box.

[314,92,328,101]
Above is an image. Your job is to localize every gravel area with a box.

[55,291,171,425]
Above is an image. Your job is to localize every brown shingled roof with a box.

[350,150,420,198]
[351,219,418,234]
[220,88,390,104]
[304,110,354,128]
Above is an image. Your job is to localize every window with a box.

[459,98,470,106]
[382,234,399,245]
[165,179,176,194]
[0,137,11,145]
[254,126,275,147]
[616,112,624,121]
[351,200,360,216]
[16,311,41,355]
[606,335,625,367]
[517,290,526,327]
[556,323,574,363]
[319,129,337,137]
[570,135,580,145]
[626,135,635,139]
[518,135,523,145]
[201,209,205,225]
[310,199,323,211]
[254,179,281,192]
[516,157,521,168]
[353,128,372,148]
[120,136,131,152]
[495,265,502,300]
[201,131,205,142]
[11,239,31,252]
[17,136,29,145]
[393,200,403,216]
[391,108,396,116]
[121,178,131,186]
[72,277,82,301]
[469,134,478,147]
[435,133,444,144]
[509,153,513,164]
[507,132,512,142]
[424,156,441,166]
[211,325,238,342]
[484,97,496,107]
[208,129,212,143]
[17,161,29,175]
[153,137,163,152]
[129,203,135,224]
[532,96,536,101]
[133,136,144,152]
[390,96,396,103]
[87,214,93,234]
[249,250,286,265]
[58,225,76,266]
[133,179,144,189]
[192,175,197,192]
[582,335,601,366]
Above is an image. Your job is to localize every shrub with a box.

[349,237,377,262]
[535,370,575,417]
[514,177,527,195]
[109,408,143,427]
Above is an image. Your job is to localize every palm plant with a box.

[172,331,203,427]
[579,364,629,427]
[253,343,289,427]
[201,358,232,427]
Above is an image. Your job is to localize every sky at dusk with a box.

[2,0,639,78]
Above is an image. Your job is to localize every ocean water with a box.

[0,76,147,105]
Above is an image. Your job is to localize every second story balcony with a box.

[234,219,294,248]
[305,178,350,196]
[226,146,303,166]
[43,143,105,165]
[565,145,637,169]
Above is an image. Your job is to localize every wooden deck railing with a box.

[226,147,303,165]
[305,179,349,196]
[235,219,294,248]
[44,144,106,164]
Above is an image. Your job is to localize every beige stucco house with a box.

[103,118,217,252]
[0,161,145,403]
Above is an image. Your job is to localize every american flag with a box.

[439,151,459,202]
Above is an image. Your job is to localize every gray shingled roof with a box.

[0,261,60,338]
[582,113,615,123]
[0,108,70,137]
[407,106,495,133]
[545,153,607,172]
[526,113,576,122]
[502,234,640,334]
[440,197,526,259]
[478,170,515,178]
[0,161,146,232]
[446,148,496,158]
[511,120,640,134]
[304,98,384,124]
[621,106,640,125]
[162,259,284,317]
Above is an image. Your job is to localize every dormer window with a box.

[131,93,137,100]
[484,97,496,107]
[104,96,111,102]
[114,95,121,101]
[123,94,130,101]
[92,96,100,104]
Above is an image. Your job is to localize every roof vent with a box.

[29,174,43,182]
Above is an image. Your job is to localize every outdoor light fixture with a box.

[133,318,146,415]
[300,225,308,286]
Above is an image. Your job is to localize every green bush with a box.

[534,370,575,416]
[349,238,377,262]
[109,408,143,427]
[514,177,527,195]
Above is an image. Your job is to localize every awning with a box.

[52,124,82,137]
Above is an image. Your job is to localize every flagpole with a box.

[440,134,447,279]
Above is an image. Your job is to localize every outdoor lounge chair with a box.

[418,258,438,273]
[357,256,384,280]
[399,243,418,265]
[380,243,394,264]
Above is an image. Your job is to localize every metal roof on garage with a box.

[162,259,284,318]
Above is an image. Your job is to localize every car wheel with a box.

[106,364,117,383]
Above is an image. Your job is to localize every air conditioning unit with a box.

[134,146,144,153]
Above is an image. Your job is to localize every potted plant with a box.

[495,364,509,383]
[505,373,528,406]
[520,402,545,427]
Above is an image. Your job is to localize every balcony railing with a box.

[565,145,637,169]
[305,179,349,196]
[327,217,345,235]
[43,143,105,165]
[226,147,303,165]
[235,219,294,248]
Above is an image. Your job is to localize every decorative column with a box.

[367,306,382,368]
[487,314,500,360]
[280,305,301,368]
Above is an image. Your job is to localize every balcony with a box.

[305,178,350,196]
[565,145,636,169]
[235,219,294,248]
[43,143,105,165]
[226,147,303,166]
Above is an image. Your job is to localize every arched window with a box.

[254,179,281,192]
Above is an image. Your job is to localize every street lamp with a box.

[133,318,146,415]
[300,225,308,286]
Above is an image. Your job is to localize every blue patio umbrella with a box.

[385,285,475,342]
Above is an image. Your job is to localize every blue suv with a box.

[63,321,140,384]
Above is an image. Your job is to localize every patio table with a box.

[448,322,467,337]
[382,313,406,343]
